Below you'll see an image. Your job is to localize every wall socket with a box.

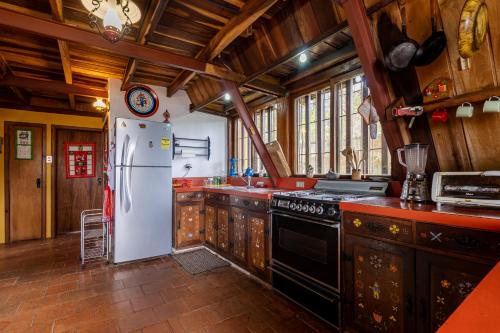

[296,181,305,188]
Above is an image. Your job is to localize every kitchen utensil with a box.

[385,3,419,71]
[456,102,474,118]
[341,147,355,170]
[483,96,500,113]
[431,109,448,122]
[458,56,471,71]
[397,143,430,202]
[392,105,424,128]
[414,0,447,66]
[458,0,489,59]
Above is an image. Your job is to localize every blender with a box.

[397,143,430,202]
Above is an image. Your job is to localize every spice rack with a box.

[173,134,211,160]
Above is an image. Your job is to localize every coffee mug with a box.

[483,96,500,113]
[432,109,448,122]
[456,102,474,118]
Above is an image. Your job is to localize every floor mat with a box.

[172,248,230,275]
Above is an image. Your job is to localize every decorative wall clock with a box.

[125,85,159,117]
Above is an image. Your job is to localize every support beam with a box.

[223,80,279,186]
[121,0,170,91]
[0,8,244,82]
[0,102,104,118]
[167,0,278,97]
[0,75,108,98]
[0,54,30,104]
[339,0,405,180]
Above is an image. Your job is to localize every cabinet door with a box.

[343,234,415,333]
[205,205,217,247]
[231,207,247,264]
[248,213,269,276]
[176,202,203,248]
[217,207,230,253]
[416,251,493,332]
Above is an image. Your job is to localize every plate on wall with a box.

[125,85,159,117]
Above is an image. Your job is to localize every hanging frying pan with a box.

[458,0,489,59]
[384,4,419,71]
[414,0,447,66]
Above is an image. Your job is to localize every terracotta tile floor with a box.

[0,235,334,333]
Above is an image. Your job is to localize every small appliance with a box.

[398,143,430,202]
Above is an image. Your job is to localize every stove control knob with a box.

[309,205,316,213]
[289,202,296,210]
[327,207,337,217]
[316,206,324,215]
[302,204,309,212]
[296,204,302,211]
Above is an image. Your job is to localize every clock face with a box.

[125,85,159,117]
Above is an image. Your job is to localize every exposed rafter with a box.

[0,55,29,104]
[121,0,171,91]
[0,8,244,82]
[167,0,278,97]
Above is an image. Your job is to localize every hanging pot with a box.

[414,0,447,66]
[458,0,489,59]
[385,4,419,71]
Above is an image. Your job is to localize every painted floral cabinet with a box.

[217,207,230,253]
[176,202,203,248]
[343,234,415,333]
[230,207,247,265]
[248,212,269,278]
[204,205,217,248]
[415,251,493,332]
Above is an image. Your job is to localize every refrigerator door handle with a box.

[123,165,132,212]
[121,134,130,166]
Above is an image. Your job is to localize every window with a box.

[295,75,391,175]
[295,88,331,174]
[234,104,277,175]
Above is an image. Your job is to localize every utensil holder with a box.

[351,169,362,180]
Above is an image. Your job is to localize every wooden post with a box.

[339,0,406,180]
[222,80,280,186]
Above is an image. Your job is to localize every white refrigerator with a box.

[113,118,172,263]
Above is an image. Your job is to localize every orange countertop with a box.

[438,261,500,333]
[340,197,500,232]
[173,186,284,200]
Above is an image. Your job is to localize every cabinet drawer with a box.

[176,191,204,202]
[230,196,268,212]
[205,192,230,204]
[416,222,500,260]
[343,212,413,244]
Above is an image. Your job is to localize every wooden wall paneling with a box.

[293,0,322,42]
[461,112,500,170]
[438,0,496,94]
[310,0,340,32]
[268,5,304,58]
[485,0,500,82]
[276,96,290,162]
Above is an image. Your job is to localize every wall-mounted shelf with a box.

[173,134,211,160]
[423,86,500,112]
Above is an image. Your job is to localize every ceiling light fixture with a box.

[299,53,308,63]
[93,98,107,111]
[224,93,231,101]
[81,0,142,43]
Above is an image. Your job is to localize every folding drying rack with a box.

[80,209,109,265]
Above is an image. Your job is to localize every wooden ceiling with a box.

[0,0,368,118]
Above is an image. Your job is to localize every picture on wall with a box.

[65,142,96,179]
[15,129,33,160]
[125,84,159,118]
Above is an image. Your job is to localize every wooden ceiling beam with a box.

[121,0,171,91]
[174,0,230,24]
[0,54,30,104]
[0,102,104,118]
[167,0,278,97]
[0,8,244,82]
[0,74,108,98]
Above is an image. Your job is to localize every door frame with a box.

[51,125,103,238]
[4,122,47,243]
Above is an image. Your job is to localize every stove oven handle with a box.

[272,212,340,229]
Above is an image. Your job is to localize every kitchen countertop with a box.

[340,197,500,232]
[438,261,500,333]
[173,185,284,200]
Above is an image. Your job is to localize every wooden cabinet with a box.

[230,207,247,265]
[343,234,415,333]
[205,204,217,248]
[248,212,269,278]
[217,207,230,254]
[173,191,204,249]
[415,251,492,333]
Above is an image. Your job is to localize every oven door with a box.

[271,211,340,292]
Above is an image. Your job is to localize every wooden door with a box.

[205,204,217,247]
[6,124,44,242]
[230,207,247,265]
[416,251,493,332]
[55,128,103,234]
[176,202,203,248]
[217,207,229,254]
[248,212,269,277]
[343,234,415,333]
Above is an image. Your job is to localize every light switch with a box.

[46,155,53,163]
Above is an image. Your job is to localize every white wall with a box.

[108,78,227,177]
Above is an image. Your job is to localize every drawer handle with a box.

[389,224,400,235]
[352,218,362,228]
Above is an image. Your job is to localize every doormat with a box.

[173,248,229,275]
